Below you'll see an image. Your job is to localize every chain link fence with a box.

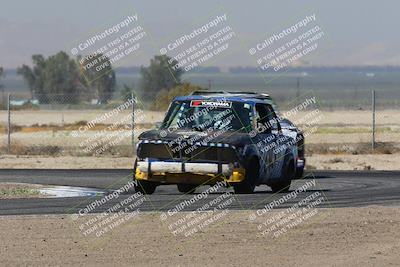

[0,94,163,157]
[0,91,399,158]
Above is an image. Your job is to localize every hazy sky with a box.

[0,0,399,68]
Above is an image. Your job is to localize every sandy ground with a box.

[0,206,399,266]
[0,154,399,170]
[306,132,399,144]
[307,154,400,170]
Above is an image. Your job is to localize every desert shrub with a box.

[328,157,344,163]
[4,141,62,156]
[11,102,40,110]
[152,83,204,111]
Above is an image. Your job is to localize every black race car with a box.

[134,91,301,194]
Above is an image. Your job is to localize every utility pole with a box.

[372,90,376,150]
[131,92,135,151]
[7,94,11,154]
[296,77,300,99]
[207,79,212,90]
[1,88,4,107]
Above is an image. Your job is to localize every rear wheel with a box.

[270,160,294,193]
[177,184,197,194]
[295,136,305,180]
[134,180,157,195]
[233,158,258,194]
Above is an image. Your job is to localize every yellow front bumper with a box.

[135,168,246,185]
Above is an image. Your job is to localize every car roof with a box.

[174,91,275,105]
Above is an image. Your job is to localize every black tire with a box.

[134,180,157,195]
[177,184,197,194]
[270,179,291,193]
[270,160,295,193]
[294,166,304,179]
[233,158,258,194]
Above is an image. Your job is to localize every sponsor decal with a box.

[190,100,232,108]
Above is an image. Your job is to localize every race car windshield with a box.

[161,100,253,133]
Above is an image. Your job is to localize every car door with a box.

[264,105,287,179]
[254,103,278,183]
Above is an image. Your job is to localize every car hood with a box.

[138,129,252,147]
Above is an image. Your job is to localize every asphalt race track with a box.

[0,169,399,216]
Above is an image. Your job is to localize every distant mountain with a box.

[3,68,17,76]
[114,66,221,75]
[229,65,400,74]
[5,65,400,77]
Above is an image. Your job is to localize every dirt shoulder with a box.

[0,206,399,266]
[307,153,400,170]
[0,155,134,169]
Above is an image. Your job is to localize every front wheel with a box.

[134,180,157,195]
[177,184,197,194]
[270,179,291,193]
[233,158,258,194]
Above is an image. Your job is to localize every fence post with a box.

[131,93,135,151]
[372,90,376,150]
[7,93,11,154]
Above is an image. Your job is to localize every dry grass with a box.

[0,141,62,156]
[306,142,398,155]
[327,157,344,163]
[0,183,42,199]
[0,122,155,134]
[0,140,134,157]
[314,126,394,134]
